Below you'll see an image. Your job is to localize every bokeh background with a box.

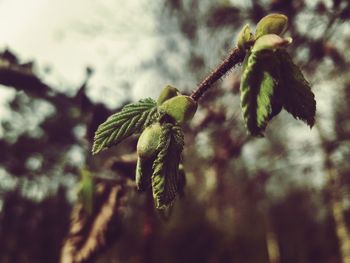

[1,0,350,262]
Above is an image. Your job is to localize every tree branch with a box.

[190,47,245,101]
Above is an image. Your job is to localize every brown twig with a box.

[190,47,245,102]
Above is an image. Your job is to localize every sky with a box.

[0,0,175,107]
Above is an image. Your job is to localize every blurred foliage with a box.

[0,0,350,263]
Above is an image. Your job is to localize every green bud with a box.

[236,24,254,51]
[159,95,197,124]
[157,85,181,106]
[137,123,162,159]
[255,13,288,39]
[252,34,292,53]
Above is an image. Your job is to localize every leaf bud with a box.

[137,123,162,159]
[159,95,197,124]
[252,34,292,53]
[157,85,181,106]
[236,24,254,51]
[255,13,288,39]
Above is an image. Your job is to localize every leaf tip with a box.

[91,143,103,155]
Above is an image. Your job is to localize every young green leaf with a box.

[136,122,163,191]
[252,34,291,53]
[92,98,158,154]
[236,24,254,51]
[255,13,288,39]
[159,95,197,124]
[151,124,184,209]
[136,157,153,191]
[277,50,316,127]
[157,85,181,106]
[240,52,280,136]
[137,122,163,160]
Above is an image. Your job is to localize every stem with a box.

[190,47,245,102]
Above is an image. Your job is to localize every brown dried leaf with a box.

[60,183,123,263]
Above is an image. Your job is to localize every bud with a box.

[137,123,162,159]
[236,24,254,51]
[157,85,181,106]
[252,34,292,53]
[159,95,197,124]
[255,13,288,39]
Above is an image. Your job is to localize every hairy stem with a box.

[190,47,245,101]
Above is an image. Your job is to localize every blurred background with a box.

[0,0,350,262]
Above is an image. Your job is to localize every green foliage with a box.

[92,86,191,209]
[91,13,317,211]
[277,50,316,127]
[255,13,288,39]
[240,52,279,136]
[135,122,163,191]
[157,85,180,106]
[136,157,153,191]
[159,95,198,124]
[151,124,184,209]
[238,13,316,136]
[137,122,163,159]
[252,34,292,53]
[237,24,254,51]
[92,98,158,154]
[135,123,185,209]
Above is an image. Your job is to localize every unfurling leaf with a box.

[135,157,153,191]
[137,122,163,159]
[152,124,184,209]
[236,24,254,51]
[136,123,163,191]
[240,51,280,136]
[159,95,197,124]
[252,34,292,53]
[255,13,288,39]
[157,85,181,106]
[277,50,316,127]
[92,98,158,154]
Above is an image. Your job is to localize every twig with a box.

[190,47,245,101]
